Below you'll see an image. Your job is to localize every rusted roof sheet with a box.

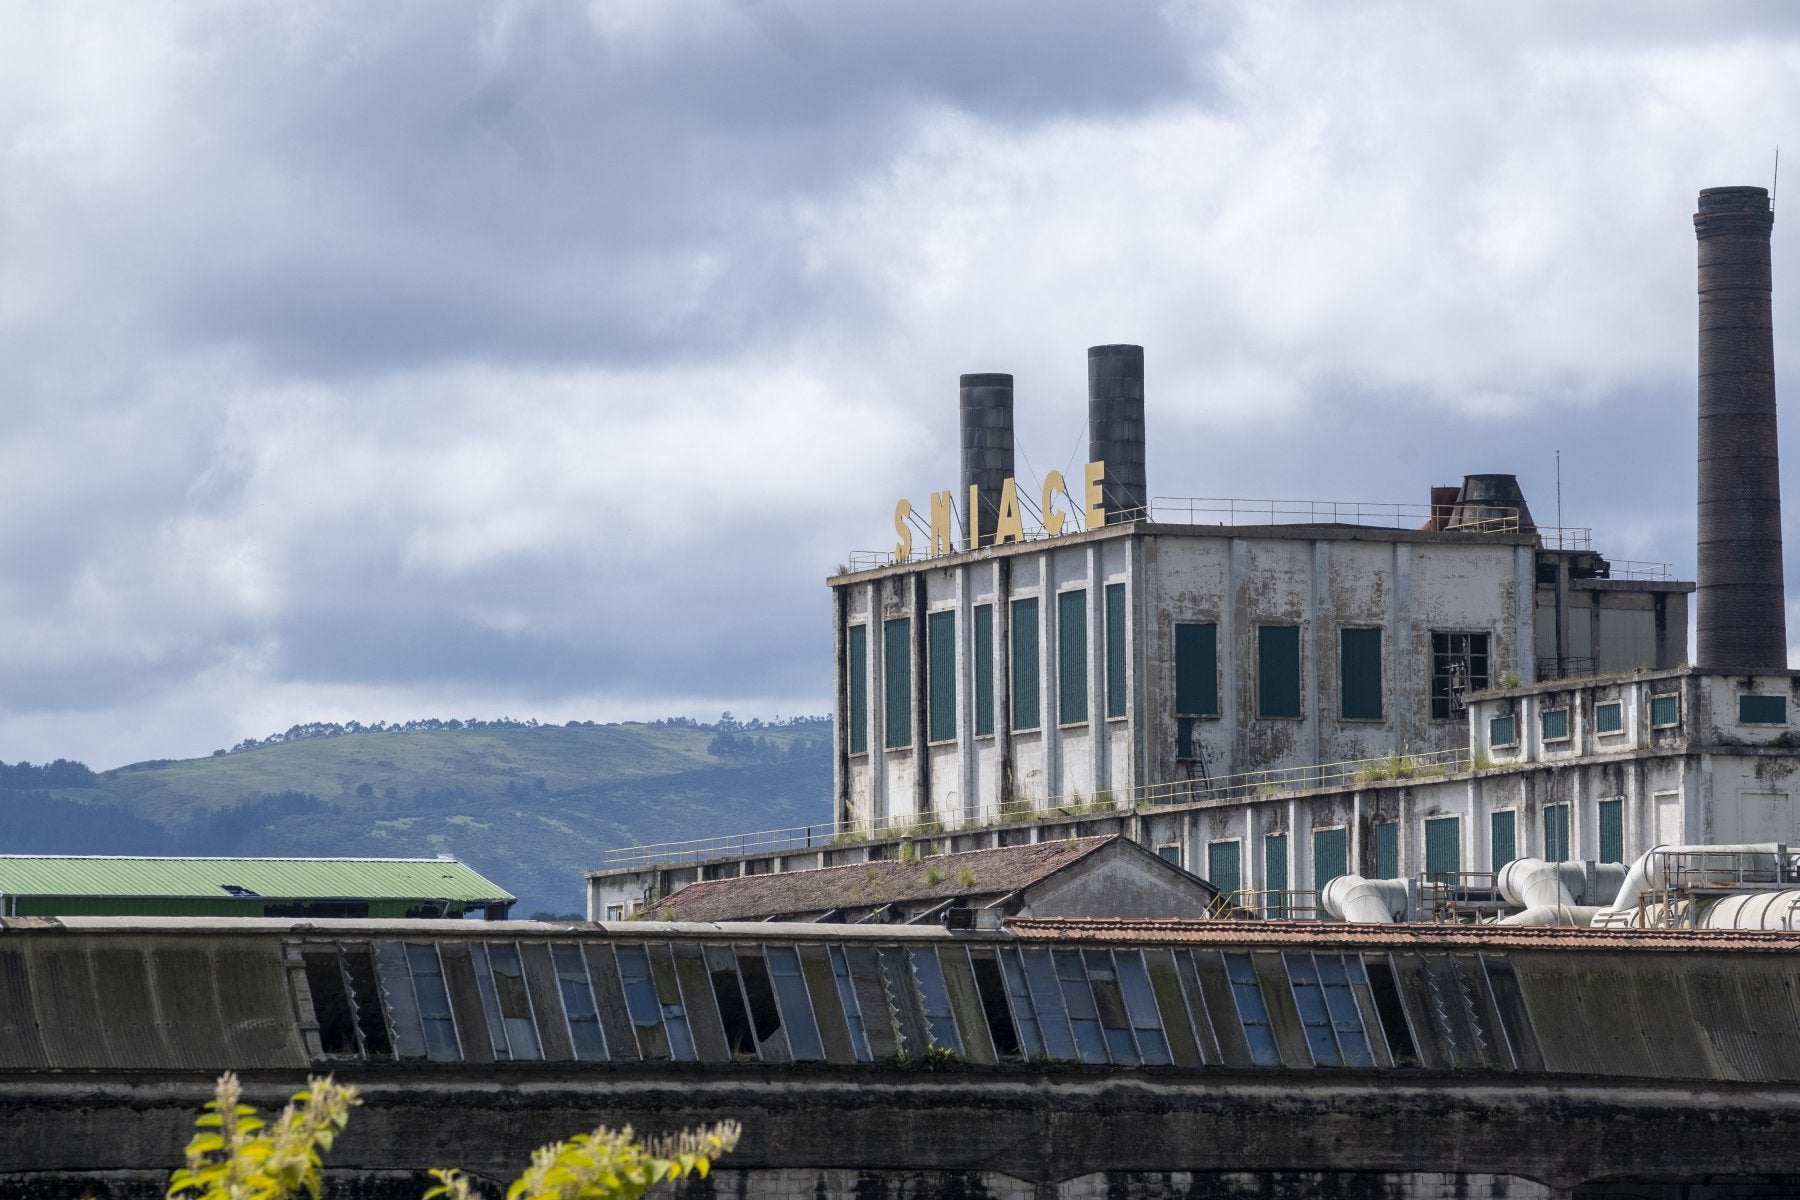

[1005,917,1800,953]
[647,837,1122,922]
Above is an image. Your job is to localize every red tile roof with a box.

[1005,916,1800,953]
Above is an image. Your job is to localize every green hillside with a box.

[0,717,831,916]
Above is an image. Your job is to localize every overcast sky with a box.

[6,2,1800,769]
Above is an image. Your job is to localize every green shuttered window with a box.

[883,618,911,749]
[1543,803,1570,861]
[848,625,868,755]
[1104,583,1127,719]
[1374,821,1399,880]
[1339,628,1382,720]
[1258,625,1301,718]
[927,611,956,743]
[1740,694,1788,724]
[1174,623,1217,716]
[1264,834,1288,918]
[1424,817,1460,874]
[973,605,994,736]
[1011,598,1040,731]
[1649,693,1680,728]
[1491,810,1516,872]
[1057,590,1088,725]
[1312,828,1348,895]
[1598,798,1624,864]
[1208,841,1242,897]
[1594,701,1623,734]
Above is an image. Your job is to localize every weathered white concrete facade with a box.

[831,517,1688,836]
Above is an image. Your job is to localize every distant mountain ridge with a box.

[0,715,831,916]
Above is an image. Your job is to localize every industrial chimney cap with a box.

[1695,186,1773,237]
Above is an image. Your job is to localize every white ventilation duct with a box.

[1319,875,1411,923]
[1497,904,1606,927]
[1697,891,1800,930]
[1595,844,1786,926]
[1496,859,1626,910]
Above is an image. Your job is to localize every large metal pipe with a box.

[1496,858,1625,909]
[1319,874,1410,923]
[1697,890,1800,930]
[959,373,1015,549]
[1087,345,1146,521]
[1596,842,1784,923]
[1695,186,1787,670]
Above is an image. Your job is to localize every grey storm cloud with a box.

[5,0,1800,767]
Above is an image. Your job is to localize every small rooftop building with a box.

[638,835,1219,925]
[0,855,516,920]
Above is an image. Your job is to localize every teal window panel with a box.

[1157,844,1181,866]
[1104,583,1127,719]
[973,605,994,736]
[1264,834,1288,918]
[1489,714,1517,747]
[1257,625,1301,718]
[1312,828,1348,897]
[883,618,911,749]
[1374,822,1399,880]
[1207,841,1242,896]
[927,611,956,743]
[1543,804,1570,862]
[1740,694,1787,724]
[1491,810,1516,872]
[1598,798,1624,864]
[1649,693,1680,728]
[1057,590,1088,725]
[1174,623,1217,716]
[1423,817,1460,875]
[1541,709,1570,741]
[1011,598,1040,731]
[847,625,868,755]
[1339,628,1382,720]
[1594,701,1623,735]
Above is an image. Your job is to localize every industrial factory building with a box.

[590,184,1800,923]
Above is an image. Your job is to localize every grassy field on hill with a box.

[0,717,831,916]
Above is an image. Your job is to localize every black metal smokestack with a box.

[1088,344,1147,520]
[959,373,1014,548]
[1696,185,1787,670]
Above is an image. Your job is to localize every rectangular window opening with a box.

[1057,590,1088,726]
[1740,694,1788,725]
[1649,693,1681,729]
[405,943,461,1063]
[1104,583,1127,719]
[1224,952,1281,1067]
[1595,701,1623,735]
[883,618,912,750]
[1174,622,1218,716]
[847,625,868,755]
[1312,827,1348,900]
[927,610,956,744]
[973,605,994,736]
[1263,834,1288,919]
[1491,810,1517,873]
[1489,714,1517,749]
[1207,840,1242,898]
[1598,798,1624,864]
[1373,822,1399,880]
[488,942,543,1061]
[1543,803,1571,862]
[1424,817,1461,875]
[1541,708,1570,742]
[1430,632,1490,720]
[1257,625,1302,718]
[1339,628,1382,720]
[1011,598,1040,732]
[551,943,606,1061]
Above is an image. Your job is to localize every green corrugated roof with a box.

[0,856,514,903]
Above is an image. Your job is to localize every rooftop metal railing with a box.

[1607,559,1675,581]
[837,497,1629,573]
[600,746,1471,873]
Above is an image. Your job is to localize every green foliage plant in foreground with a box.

[168,1072,740,1200]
